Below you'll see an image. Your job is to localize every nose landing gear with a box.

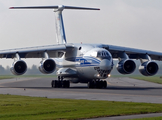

[51,76,70,88]
[88,80,107,89]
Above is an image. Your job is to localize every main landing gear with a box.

[88,80,107,89]
[51,76,70,88]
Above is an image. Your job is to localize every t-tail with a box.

[9,5,100,44]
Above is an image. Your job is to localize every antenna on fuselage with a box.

[9,5,100,44]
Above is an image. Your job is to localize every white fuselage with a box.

[55,43,113,83]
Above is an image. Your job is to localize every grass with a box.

[16,74,57,78]
[0,75,57,80]
[130,76,162,84]
[0,94,162,120]
[111,75,162,84]
[0,75,14,80]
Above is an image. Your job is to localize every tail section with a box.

[10,5,100,44]
[54,5,67,44]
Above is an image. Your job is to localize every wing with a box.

[0,44,69,59]
[101,44,162,60]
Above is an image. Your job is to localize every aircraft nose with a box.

[100,59,112,70]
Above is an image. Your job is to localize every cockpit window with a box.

[97,51,111,60]
[97,52,101,56]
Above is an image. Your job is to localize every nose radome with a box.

[100,59,112,69]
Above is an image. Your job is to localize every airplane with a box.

[1,5,162,88]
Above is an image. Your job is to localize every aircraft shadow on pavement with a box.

[0,86,162,91]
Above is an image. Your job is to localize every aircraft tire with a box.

[55,80,59,88]
[51,80,57,88]
[95,81,106,89]
[62,80,70,88]
[100,80,104,88]
[103,81,107,88]
[51,80,54,88]
[88,82,91,88]
[58,81,62,88]
[62,80,66,88]
[67,81,70,88]
[62,80,67,88]
[96,81,101,88]
[88,81,94,88]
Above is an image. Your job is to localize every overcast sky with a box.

[0,0,162,67]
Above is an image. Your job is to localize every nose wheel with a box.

[88,80,107,89]
[51,76,70,88]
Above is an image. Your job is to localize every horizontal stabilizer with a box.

[9,5,100,10]
[9,5,100,45]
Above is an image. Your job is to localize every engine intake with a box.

[39,59,56,74]
[117,59,136,74]
[10,60,27,75]
[139,61,159,76]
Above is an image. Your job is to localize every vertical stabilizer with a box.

[54,5,67,44]
[9,5,100,44]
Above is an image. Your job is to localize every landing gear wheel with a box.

[100,80,104,88]
[62,80,70,88]
[88,81,94,88]
[103,81,107,88]
[51,80,54,88]
[67,81,70,88]
[95,81,103,88]
[87,80,107,89]
[51,80,58,88]
[51,80,70,88]
[62,80,66,88]
[58,81,62,88]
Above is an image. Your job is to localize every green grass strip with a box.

[130,76,162,84]
[0,75,57,80]
[0,76,14,80]
[0,94,162,120]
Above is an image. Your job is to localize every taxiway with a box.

[0,77,162,103]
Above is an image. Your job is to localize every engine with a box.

[39,59,56,74]
[117,59,136,74]
[139,61,159,76]
[10,60,27,75]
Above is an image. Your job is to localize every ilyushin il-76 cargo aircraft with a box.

[1,5,162,88]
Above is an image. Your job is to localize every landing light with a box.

[108,74,111,77]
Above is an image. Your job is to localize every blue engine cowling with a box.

[39,59,56,74]
[116,59,136,74]
[139,61,159,76]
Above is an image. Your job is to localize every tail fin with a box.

[10,5,100,44]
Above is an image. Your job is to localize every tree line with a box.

[0,65,42,75]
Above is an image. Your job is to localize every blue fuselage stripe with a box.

[55,57,100,67]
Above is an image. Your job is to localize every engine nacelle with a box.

[117,59,136,74]
[10,60,27,75]
[39,59,56,74]
[139,61,159,76]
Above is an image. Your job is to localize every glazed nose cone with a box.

[100,59,112,70]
